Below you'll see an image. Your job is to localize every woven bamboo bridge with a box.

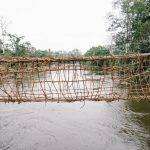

[0,53,149,102]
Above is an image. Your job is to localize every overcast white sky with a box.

[0,0,113,52]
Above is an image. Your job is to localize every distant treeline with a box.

[0,30,109,57]
[0,33,83,57]
[0,0,149,57]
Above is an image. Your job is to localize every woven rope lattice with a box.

[0,53,149,102]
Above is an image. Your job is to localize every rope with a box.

[0,53,149,102]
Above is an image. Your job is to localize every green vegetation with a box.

[0,22,82,57]
[7,34,31,56]
[108,0,150,54]
[107,0,149,87]
[83,46,110,75]
[51,49,82,57]
[84,45,110,56]
[31,49,50,57]
[0,32,31,56]
[0,49,14,56]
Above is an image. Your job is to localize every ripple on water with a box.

[0,100,149,150]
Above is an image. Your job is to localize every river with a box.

[0,100,150,150]
[0,65,149,150]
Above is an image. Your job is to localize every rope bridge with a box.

[0,53,149,102]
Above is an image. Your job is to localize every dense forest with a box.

[108,0,150,54]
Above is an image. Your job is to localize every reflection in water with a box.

[0,100,149,150]
[126,101,150,146]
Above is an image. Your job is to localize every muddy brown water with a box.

[0,69,149,150]
[0,100,150,150]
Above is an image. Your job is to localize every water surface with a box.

[0,100,149,150]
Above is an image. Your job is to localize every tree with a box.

[84,45,110,71]
[68,49,82,56]
[7,34,31,56]
[84,45,110,56]
[108,0,150,53]
[33,49,49,57]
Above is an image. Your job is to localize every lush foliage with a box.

[0,18,82,57]
[32,49,50,57]
[108,0,150,53]
[84,45,110,56]
[7,34,31,56]
[83,45,110,75]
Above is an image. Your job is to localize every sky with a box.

[0,0,113,52]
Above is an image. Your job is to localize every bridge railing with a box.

[0,53,149,102]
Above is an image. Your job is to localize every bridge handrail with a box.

[0,53,149,63]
